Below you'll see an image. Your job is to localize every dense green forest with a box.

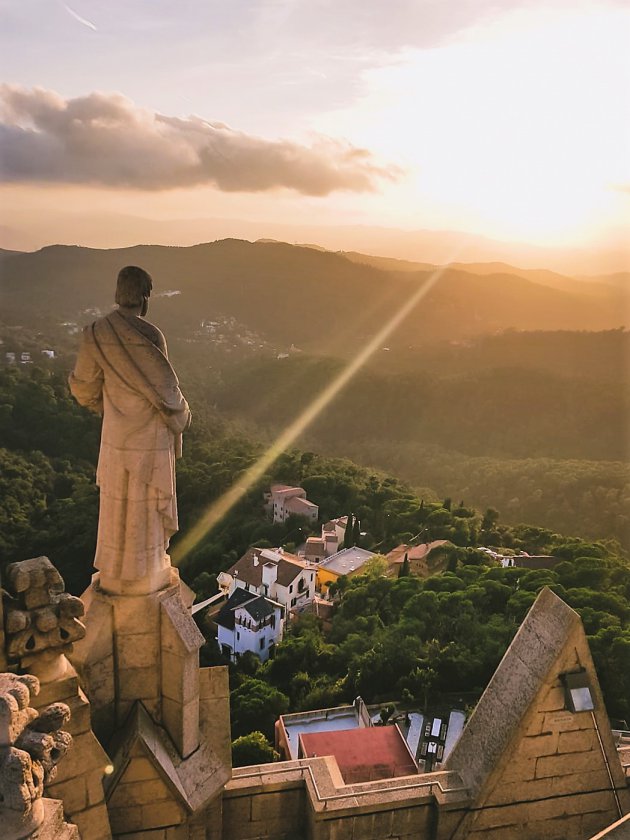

[0,365,629,767]
[227,539,630,760]
[189,333,629,550]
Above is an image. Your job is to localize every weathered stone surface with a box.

[444,588,630,839]
[69,275,191,595]
[2,558,85,682]
[588,812,630,839]
[0,672,74,840]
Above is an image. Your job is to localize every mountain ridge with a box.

[1,240,625,361]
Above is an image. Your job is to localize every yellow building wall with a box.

[316,566,338,593]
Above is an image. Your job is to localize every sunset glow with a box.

[0,0,628,265]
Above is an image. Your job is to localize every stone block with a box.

[113,593,161,637]
[525,712,547,737]
[390,805,431,835]
[557,729,595,753]
[118,666,160,701]
[535,749,597,778]
[581,810,620,837]
[140,800,185,830]
[118,832,167,840]
[519,815,579,839]
[538,686,566,712]
[162,695,199,758]
[72,803,112,840]
[109,804,144,835]
[550,768,610,796]
[39,799,82,840]
[86,769,107,807]
[544,710,591,733]
[112,778,172,808]
[49,775,88,813]
[489,777,553,806]
[84,653,115,708]
[124,756,161,782]
[36,675,80,705]
[160,590,204,655]
[473,803,523,831]
[71,591,113,668]
[370,808,394,837]
[118,633,160,670]
[250,790,299,823]
[161,649,199,705]
[519,732,559,758]
[199,665,229,699]
[574,789,619,816]
[500,755,537,783]
[165,826,189,840]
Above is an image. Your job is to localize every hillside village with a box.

[185,481,630,800]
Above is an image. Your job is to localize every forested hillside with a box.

[1,366,628,746]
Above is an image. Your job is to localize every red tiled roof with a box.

[299,726,417,784]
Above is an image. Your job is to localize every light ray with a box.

[171,258,456,566]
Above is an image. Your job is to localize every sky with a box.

[0,0,629,264]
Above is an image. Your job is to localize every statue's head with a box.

[115,265,153,316]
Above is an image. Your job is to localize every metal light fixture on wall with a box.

[561,669,595,713]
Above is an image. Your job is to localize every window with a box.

[259,638,265,650]
[289,584,293,593]
[236,631,240,641]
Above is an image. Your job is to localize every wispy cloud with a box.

[0,85,399,194]
[61,2,97,32]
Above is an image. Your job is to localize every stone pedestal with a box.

[34,669,112,840]
[71,567,231,837]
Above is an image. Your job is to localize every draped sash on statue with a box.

[69,310,190,582]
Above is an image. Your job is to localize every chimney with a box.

[262,562,278,590]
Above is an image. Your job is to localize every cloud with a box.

[0,85,398,194]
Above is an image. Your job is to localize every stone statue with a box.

[0,673,72,839]
[69,266,190,594]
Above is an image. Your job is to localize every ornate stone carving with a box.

[3,557,85,681]
[0,673,72,839]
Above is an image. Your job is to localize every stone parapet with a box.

[224,757,470,840]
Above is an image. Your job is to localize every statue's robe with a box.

[69,310,190,582]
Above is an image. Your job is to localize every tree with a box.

[352,516,361,547]
[343,512,354,549]
[398,553,410,578]
[481,508,500,532]
[230,678,289,740]
[231,731,279,767]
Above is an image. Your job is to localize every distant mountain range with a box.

[2,213,628,276]
[0,239,626,357]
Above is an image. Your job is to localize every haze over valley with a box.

[2,237,628,551]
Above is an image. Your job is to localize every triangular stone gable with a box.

[445,588,630,839]
[107,738,187,835]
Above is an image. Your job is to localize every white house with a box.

[225,547,318,613]
[265,485,319,524]
[216,587,284,663]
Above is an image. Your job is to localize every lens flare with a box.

[171,260,454,566]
